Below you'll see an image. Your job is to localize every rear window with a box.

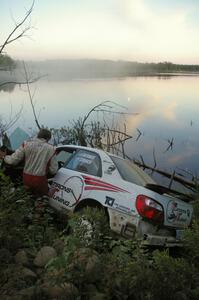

[66,149,102,177]
[110,155,155,186]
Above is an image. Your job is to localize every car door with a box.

[49,148,102,211]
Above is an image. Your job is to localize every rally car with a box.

[49,145,193,247]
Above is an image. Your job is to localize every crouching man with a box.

[0,129,58,196]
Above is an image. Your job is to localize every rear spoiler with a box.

[145,183,195,203]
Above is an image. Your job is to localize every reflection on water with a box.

[1,75,199,179]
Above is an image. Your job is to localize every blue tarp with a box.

[9,127,30,150]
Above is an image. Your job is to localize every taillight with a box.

[136,195,164,224]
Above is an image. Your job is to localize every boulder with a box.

[91,293,107,300]
[15,250,28,265]
[34,246,57,267]
[17,286,36,299]
[22,267,37,279]
[69,248,102,283]
[53,239,65,255]
[0,248,13,264]
[85,253,102,282]
[42,282,79,299]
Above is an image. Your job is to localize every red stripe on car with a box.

[82,175,129,193]
[84,186,120,192]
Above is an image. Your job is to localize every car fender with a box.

[107,207,140,237]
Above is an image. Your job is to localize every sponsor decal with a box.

[52,195,70,206]
[105,196,115,207]
[48,186,59,198]
[49,176,84,207]
[113,203,131,214]
[167,201,188,223]
[83,175,130,193]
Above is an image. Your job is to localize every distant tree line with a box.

[2,56,199,76]
[104,60,199,75]
[133,61,199,73]
[0,54,16,71]
[26,59,199,79]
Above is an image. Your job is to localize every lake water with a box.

[1,75,199,182]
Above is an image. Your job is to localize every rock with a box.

[70,248,102,283]
[91,293,107,300]
[0,248,13,264]
[53,239,65,255]
[85,253,102,282]
[15,250,28,265]
[18,285,44,299]
[7,236,23,252]
[17,286,35,299]
[43,282,79,299]
[0,296,23,300]
[22,267,37,279]
[36,267,44,275]
[21,267,37,284]
[174,291,188,300]
[85,284,107,300]
[34,246,57,267]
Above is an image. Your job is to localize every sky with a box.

[1,0,199,64]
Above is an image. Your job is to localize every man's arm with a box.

[48,154,58,175]
[3,145,25,166]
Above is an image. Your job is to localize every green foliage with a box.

[0,181,59,252]
[44,205,199,300]
[1,180,199,299]
[151,250,193,299]
[182,201,199,271]
[68,207,111,250]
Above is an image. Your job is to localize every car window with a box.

[66,149,102,177]
[110,155,155,186]
[56,148,77,168]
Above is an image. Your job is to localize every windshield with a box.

[110,155,156,186]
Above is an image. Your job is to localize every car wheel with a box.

[70,206,110,246]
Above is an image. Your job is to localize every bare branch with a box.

[152,147,157,173]
[133,158,197,191]
[168,170,176,189]
[94,109,139,115]
[136,128,142,141]
[106,128,132,138]
[23,61,41,129]
[0,0,35,54]
[0,104,23,135]
[81,100,136,130]
[164,137,174,152]
[0,75,46,88]
[140,155,145,168]
[176,167,198,182]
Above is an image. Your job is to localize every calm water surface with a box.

[1,75,199,179]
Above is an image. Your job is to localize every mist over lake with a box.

[1,68,199,181]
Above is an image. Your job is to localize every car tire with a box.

[70,206,109,245]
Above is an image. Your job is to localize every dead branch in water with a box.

[133,158,197,191]
[23,61,41,129]
[0,75,45,88]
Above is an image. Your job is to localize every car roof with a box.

[56,144,132,161]
[56,144,112,157]
[56,144,156,185]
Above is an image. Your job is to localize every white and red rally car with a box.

[49,145,193,247]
